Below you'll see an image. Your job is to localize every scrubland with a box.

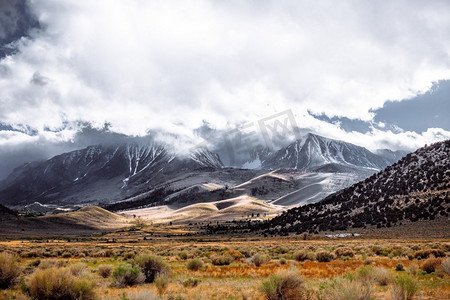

[0,237,449,300]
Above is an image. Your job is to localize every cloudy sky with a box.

[0,0,449,179]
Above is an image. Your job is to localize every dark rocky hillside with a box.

[0,204,17,221]
[262,140,450,235]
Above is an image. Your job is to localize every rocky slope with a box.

[262,140,450,235]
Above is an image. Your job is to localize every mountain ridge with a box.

[261,140,450,235]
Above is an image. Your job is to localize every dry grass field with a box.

[0,232,449,300]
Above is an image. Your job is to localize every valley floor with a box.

[0,235,449,299]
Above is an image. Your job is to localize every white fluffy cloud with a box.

[0,0,450,151]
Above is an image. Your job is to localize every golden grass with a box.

[0,237,449,299]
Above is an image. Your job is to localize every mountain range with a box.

[0,133,406,209]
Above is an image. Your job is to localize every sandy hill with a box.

[0,206,129,238]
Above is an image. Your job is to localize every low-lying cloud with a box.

[0,0,450,178]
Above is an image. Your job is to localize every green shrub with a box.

[421,257,442,274]
[414,249,445,259]
[293,250,309,261]
[279,258,287,265]
[252,253,265,267]
[0,252,20,289]
[316,251,335,262]
[72,278,96,300]
[211,255,234,266]
[39,259,65,269]
[186,258,204,271]
[356,266,374,283]
[226,249,245,260]
[69,262,86,277]
[183,278,200,288]
[259,270,308,300]
[28,267,96,300]
[123,252,135,260]
[395,264,404,271]
[319,278,372,300]
[134,253,169,283]
[334,247,355,258]
[373,267,391,286]
[390,274,418,300]
[98,265,113,278]
[112,264,145,287]
[178,251,188,260]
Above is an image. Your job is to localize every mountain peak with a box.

[262,133,396,171]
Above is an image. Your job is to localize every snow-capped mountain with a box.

[0,142,223,206]
[262,133,400,171]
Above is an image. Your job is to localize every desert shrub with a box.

[211,255,234,266]
[154,275,169,296]
[183,278,201,288]
[92,250,106,258]
[319,278,372,300]
[123,252,135,260]
[396,264,404,271]
[134,253,169,283]
[0,252,20,289]
[353,266,391,286]
[259,270,308,300]
[178,251,188,260]
[252,253,265,267]
[39,259,65,269]
[29,259,41,268]
[280,258,287,265]
[69,262,86,277]
[442,258,450,275]
[98,265,113,278]
[372,268,391,286]
[355,266,374,283]
[414,249,445,259]
[61,251,72,258]
[293,250,309,261]
[406,264,418,276]
[72,278,96,300]
[334,247,354,258]
[20,249,43,258]
[226,249,245,260]
[29,267,96,300]
[186,258,204,271]
[421,257,442,274]
[273,246,289,254]
[390,274,417,300]
[0,290,29,300]
[316,251,335,262]
[112,264,145,287]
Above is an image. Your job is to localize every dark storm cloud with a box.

[373,80,450,132]
[0,125,134,180]
[0,0,40,58]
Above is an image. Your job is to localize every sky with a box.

[0,0,449,179]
